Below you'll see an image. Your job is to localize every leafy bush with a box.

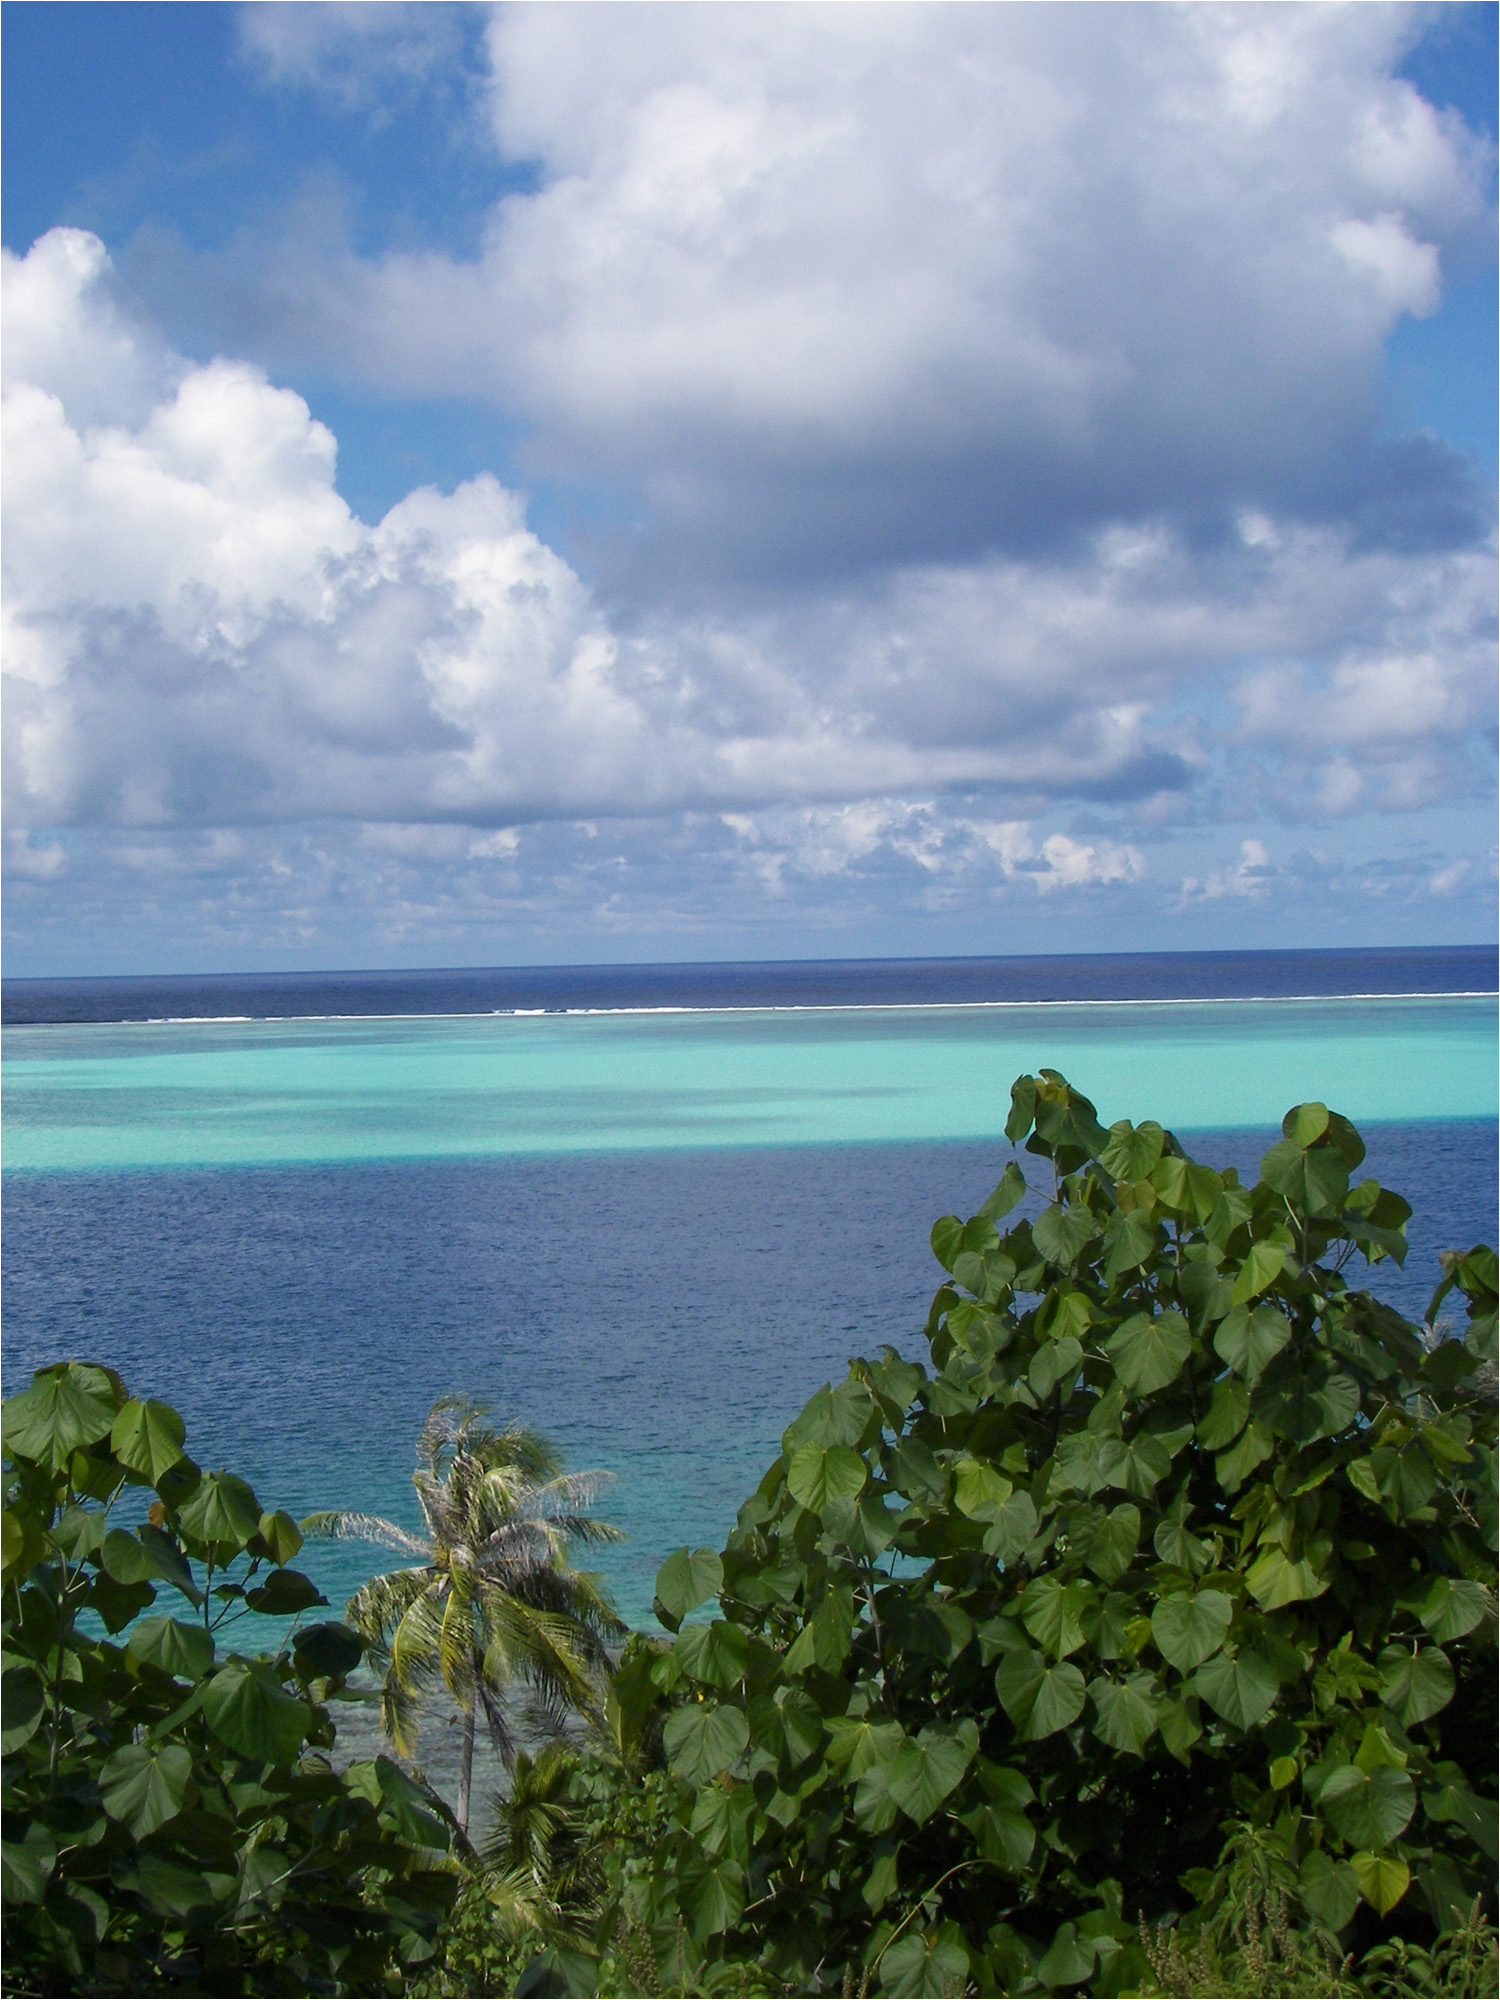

[540,1075,1497,1996]
[1,1363,459,1996]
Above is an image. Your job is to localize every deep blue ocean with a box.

[4,947,1496,1642]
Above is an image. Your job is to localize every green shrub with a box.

[1,1363,459,1996]
[541,1075,1497,1997]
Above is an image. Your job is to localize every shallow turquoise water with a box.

[2,996,1494,1173]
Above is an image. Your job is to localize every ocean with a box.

[3,947,1496,1640]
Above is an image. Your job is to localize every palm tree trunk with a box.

[456,1703,475,1836]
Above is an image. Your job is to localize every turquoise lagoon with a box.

[3,994,1494,1173]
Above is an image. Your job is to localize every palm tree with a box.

[302,1396,625,1834]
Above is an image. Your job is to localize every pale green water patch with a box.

[3,996,1494,1174]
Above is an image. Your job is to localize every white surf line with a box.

[7,990,1495,1029]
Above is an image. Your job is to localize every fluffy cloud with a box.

[187,1,1493,597]
[4,226,1493,873]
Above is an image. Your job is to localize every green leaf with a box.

[1073,1502,1140,1585]
[654,1547,725,1631]
[109,1398,185,1484]
[1419,1576,1488,1642]
[1425,1784,1499,1859]
[683,1856,746,1941]
[953,1458,1013,1522]
[1260,1136,1349,1217]
[99,1740,194,1837]
[994,1650,1086,1740]
[127,1855,217,1920]
[292,1621,364,1680]
[1194,1648,1279,1731]
[1105,1311,1192,1395]
[785,1587,854,1675]
[960,1792,1036,1873]
[1088,1672,1161,1754]
[1215,1420,1275,1493]
[1252,1360,1360,1443]
[1036,1922,1097,1990]
[930,1216,966,1271]
[982,1490,1039,1564]
[883,1719,978,1825]
[786,1441,867,1514]
[1005,1075,1038,1144]
[1231,1239,1290,1306]
[0,1826,56,1905]
[675,1619,752,1690]
[1318,1762,1416,1849]
[1029,1336,1083,1401]
[662,1701,749,1784]
[253,1510,303,1566]
[176,1471,262,1550]
[1351,1851,1409,1916]
[0,1668,45,1754]
[1019,1575,1096,1659]
[1245,1544,1330,1610]
[2,1362,122,1470]
[126,1615,215,1681]
[112,1524,202,1605]
[1299,1849,1359,1931]
[201,1660,312,1766]
[1151,1589,1232,1672]
[1214,1304,1291,1381]
[880,1924,971,1999]
[977,1161,1028,1223]
[243,1568,328,1615]
[1376,1643,1454,1727]
[1100,1120,1165,1182]
[825,1715,905,1777]
[1033,1204,1097,1270]
[1281,1101,1330,1147]
[1103,1207,1158,1281]
[1196,1377,1250,1451]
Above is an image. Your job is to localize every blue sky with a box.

[2,1,1495,975]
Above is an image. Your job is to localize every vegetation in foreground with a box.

[3,1073,1496,1997]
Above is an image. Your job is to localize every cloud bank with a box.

[3,3,1495,962]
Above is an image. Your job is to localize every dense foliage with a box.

[525,1075,1497,1996]
[303,1398,624,1835]
[1,1366,458,1996]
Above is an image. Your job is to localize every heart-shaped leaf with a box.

[1150,1590,1232,1672]
[1317,1764,1415,1849]
[1106,1312,1192,1395]
[109,1399,185,1484]
[883,1719,978,1825]
[1214,1304,1291,1381]
[292,1621,364,1681]
[3,1363,121,1470]
[994,1650,1086,1740]
[202,1660,311,1766]
[126,1616,214,1681]
[786,1442,866,1515]
[1376,1643,1453,1726]
[663,1701,749,1784]
[177,1472,262,1551]
[1088,1672,1161,1755]
[1194,1648,1279,1731]
[1100,1120,1165,1182]
[244,1568,327,1615]
[99,1740,194,1837]
[1351,1851,1410,1916]
[654,1546,724,1631]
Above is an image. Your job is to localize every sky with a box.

[2,1,1496,977]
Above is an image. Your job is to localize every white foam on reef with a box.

[16,991,1496,1030]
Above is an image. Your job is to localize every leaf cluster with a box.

[2,1362,459,1996]
[534,1076,1497,1996]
